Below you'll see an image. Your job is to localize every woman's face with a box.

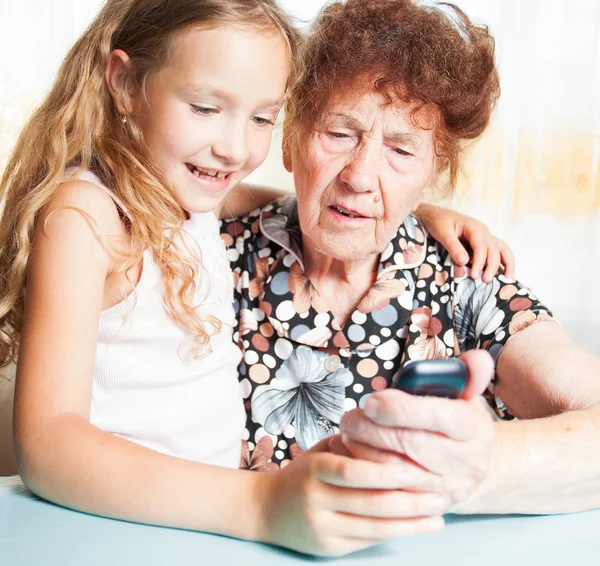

[287,90,437,264]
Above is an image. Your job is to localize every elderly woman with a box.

[222,0,600,526]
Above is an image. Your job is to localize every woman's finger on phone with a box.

[340,413,452,466]
[459,349,495,401]
[354,391,479,440]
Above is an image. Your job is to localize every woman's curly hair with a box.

[285,0,500,190]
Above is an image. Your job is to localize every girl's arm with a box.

[216,183,289,219]
[414,203,515,282]
[13,182,264,536]
[14,182,440,557]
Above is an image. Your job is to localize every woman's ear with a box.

[282,128,293,173]
[282,144,292,173]
[105,49,134,115]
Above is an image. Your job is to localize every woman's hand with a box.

[414,203,515,282]
[336,351,497,513]
[256,438,446,557]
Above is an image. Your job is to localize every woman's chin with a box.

[309,232,377,265]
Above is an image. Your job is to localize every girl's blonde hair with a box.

[0,0,300,368]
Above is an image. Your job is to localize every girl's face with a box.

[136,24,290,214]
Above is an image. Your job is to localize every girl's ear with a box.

[105,49,134,115]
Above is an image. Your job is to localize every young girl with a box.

[0,0,513,557]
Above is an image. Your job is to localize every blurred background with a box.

[1,0,599,474]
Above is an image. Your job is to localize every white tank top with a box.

[75,171,244,468]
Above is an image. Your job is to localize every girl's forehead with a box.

[157,24,290,100]
[169,23,290,65]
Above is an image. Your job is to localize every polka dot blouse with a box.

[220,198,554,470]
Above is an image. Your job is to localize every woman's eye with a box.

[191,105,216,116]
[252,116,275,126]
[329,132,349,139]
[394,148,412,156]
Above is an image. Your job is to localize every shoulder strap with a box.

[64,168,132,222]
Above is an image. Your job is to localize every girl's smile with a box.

[185,163,234,193]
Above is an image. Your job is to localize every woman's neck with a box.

[303,242,379,327]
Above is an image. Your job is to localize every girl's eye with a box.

[394,148,412,156]
[252,116,275,126]
[191,105,216,116]
[329,132,349,139]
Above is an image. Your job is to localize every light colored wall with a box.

[1,0,599,475]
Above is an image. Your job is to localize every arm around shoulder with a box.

[216,182,289,219]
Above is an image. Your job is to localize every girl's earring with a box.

[120,113,128,125]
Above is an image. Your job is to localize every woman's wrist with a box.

[452,421,510,514]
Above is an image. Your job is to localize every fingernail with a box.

[458,253,468,264]
[471,269,480,279]
[364,396,379,419]
[430,496,448,512]
[428,516,445,531]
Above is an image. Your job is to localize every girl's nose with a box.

[212,123,250,164]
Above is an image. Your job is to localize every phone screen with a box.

[395,359,467,399]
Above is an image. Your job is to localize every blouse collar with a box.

[253,197,428,351]
[259,197,427,273]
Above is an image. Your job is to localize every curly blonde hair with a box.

[0,0,300,368]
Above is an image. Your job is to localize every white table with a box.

[1,476,599,565]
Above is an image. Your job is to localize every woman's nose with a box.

[338,143,380,193]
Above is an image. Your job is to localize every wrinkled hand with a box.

[336,350,496,513]
[258,437,445,557]
[416,204,515,282]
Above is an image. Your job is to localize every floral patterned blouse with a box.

[220,198,554,471]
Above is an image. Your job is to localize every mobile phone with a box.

[394,359,467,399]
